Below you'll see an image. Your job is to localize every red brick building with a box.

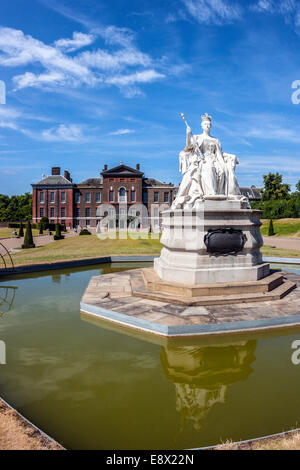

[32,163,177,229]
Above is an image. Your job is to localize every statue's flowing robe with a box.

[188,133,228,196]
[224,154,241,196]
[173,150,203,207]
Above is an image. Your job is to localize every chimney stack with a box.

[52,167,60,176]
[103,164,108,171]
[136,163,140,171]
[64,170,71,181]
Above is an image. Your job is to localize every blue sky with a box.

[1,0,300,195]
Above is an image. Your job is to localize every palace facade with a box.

[32,163,177,229]
[32,162,261,229]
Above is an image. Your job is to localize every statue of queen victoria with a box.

[172,113,244,209]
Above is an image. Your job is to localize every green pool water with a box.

[0,262,300,450]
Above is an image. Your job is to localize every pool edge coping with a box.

[80,301,300,338]
[0,255,299,277]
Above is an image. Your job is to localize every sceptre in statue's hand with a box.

[180,113,202,159]
[181,113,191,134]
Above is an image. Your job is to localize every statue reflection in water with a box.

[161,340,257,432]
[0,286,17,318]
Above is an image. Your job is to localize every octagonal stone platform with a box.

[80,268,300,337]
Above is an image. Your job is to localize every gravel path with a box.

[263,236,300,250]
[0,232,76,251]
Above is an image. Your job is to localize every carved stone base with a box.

[154,201,269,285]
[154,258,270,284]
[140,268,291,304]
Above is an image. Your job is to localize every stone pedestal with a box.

[154,199,270,285]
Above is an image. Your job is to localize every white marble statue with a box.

[223,152,241,197]
[172,113,244,209]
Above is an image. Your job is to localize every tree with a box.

[261,173,291,201]
[0,193,32,222]
[268,219,275,236]
[22,220,35,249]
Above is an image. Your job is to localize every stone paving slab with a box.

[80,268,300,337]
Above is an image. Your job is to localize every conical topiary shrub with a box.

[40,216,49,231]
[54,223,64,240]
[18,221,24,237]
[39,222,43,235]
[22,220,35,249]
[268,219,275,236]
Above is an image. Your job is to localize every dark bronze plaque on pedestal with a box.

[204,228,247,255]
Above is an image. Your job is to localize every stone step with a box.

[142,268,284,298]
[133,279,296,306]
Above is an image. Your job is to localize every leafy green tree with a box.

[22,220,35,249]
[261,173,291,201]
[0,193,32,222]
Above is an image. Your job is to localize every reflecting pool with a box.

[0,262,300,449]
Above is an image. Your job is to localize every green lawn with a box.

[6,232,300,268]
[0,227,39,239]
[10,234,163,266]
[261,245,300,258]
[261,218,300,238]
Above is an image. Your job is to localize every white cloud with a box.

[41,124,83,142]
[109,129,135,135]
[253,0,273,11]
[0,27,94,90]
[252,0,300,33]
[13,71,66,90]
[0,121,19,130]
[0,106,20,119]
[231,112,300,144]
[55,31,95,52]
[253,0,296,13]
[78,48,152,71]
[0,26,165,95]
[98,25,135,48]
[182,0,242,25]
[106,69,165,86]
[246,125,300,144]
